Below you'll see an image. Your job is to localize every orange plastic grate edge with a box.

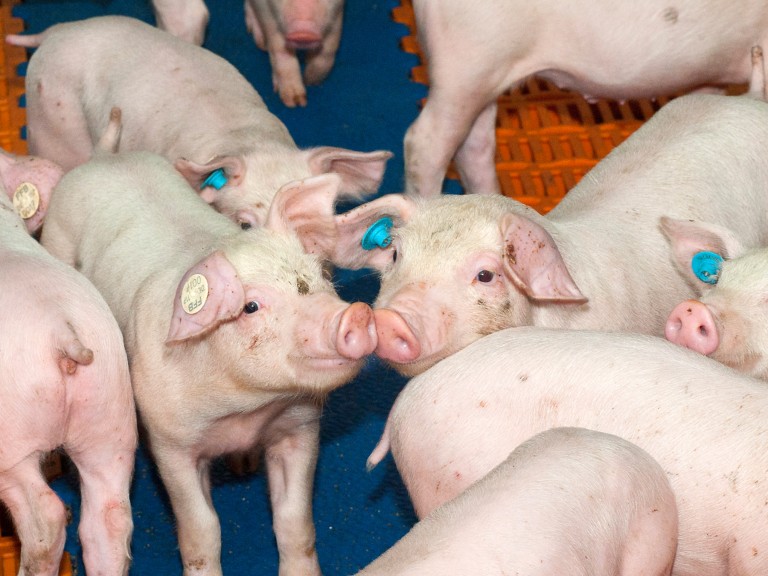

[0,0,27,154]
[392,0,672,213]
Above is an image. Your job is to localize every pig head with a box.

[331,193,585,376]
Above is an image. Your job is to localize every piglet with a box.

[359,427,678,576]
[662,216,768,380]
[40,146,376,576]
[368,327,768,576]
[244,0,345,107]
[0,149,137,575]
[8,15,389,228]
[330,77,768,376]
[405,0,768,197]
[150,0,343,107]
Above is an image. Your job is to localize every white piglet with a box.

[330,86,768,376]
[358,427,678,576]
[369,327,768,576]
[151,0,344,108]
[40,147,377,576]
[405,0,768,196]
[8,15,389,228]
[0,149,137,575]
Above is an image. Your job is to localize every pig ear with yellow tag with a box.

[166,250,245,344]
[0,148,64,234]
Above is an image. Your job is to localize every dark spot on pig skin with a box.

[519,373,529,382]
[454,471,462,480]
[506,243,517,265]
[478,400,487,408]
[297,278,309,295]
[186,558,207,570]
[663,7,679,23]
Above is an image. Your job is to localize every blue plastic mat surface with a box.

[10,0,423,573]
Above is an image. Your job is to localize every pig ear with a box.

[265,173,342,258]
[174,156,247,202]
[660,217,746,290]
[333,193,417,270]
[0,148,63,234]
[500,213,587,302]
[166,251,245,344]
[304,147,393,198]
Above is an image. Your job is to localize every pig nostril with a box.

[698,325,708,338]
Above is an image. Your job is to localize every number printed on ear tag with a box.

[13,182,40,219]
[181,274,209,314]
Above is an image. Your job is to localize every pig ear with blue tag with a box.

[659,216,746,293]
[691,251,724,285]
[333,194,417,271]
[174,156,246,202]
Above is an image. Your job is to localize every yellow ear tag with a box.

[13,182,40,219]
[181,273,209,314]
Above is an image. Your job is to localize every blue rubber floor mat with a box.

[11,0,425,573]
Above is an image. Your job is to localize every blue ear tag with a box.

[691,251,724,285]
[361,217,393,250]
[201,168,227,190]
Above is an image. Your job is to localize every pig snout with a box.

[336,301,377,359]
[284,24,323,50]
[373,308,421,364]
[665,299,720,356]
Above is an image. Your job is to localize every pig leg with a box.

[65,425,135,574]
[303,12,342,85]
[152,0,210,45]
[245,0,307,108]
[453,101,501,195]
[264,418,322,576]
[151,447,223,575]
[0,456,68,576]
[404,88,498,197]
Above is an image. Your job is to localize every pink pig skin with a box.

[40,149,376,576]
[371,327,768,576]
[7,15,389,228]
[662,217,768,380]
[404,0,768,197]
[331,87,768,377]
[359,428,678,576]
[0,154,137,575]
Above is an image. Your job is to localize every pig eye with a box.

[476,270,495,283]
[240,221,252,230]
[392,249,398,263]
[243,301,260,314]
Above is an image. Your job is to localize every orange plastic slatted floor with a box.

[392,0,674,214]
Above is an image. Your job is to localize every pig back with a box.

[40,151,235,329]
[389,327,768,574]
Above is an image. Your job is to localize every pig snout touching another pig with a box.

[359,427,678,576]
[404,1,768,197]
[329,90,768,376]
[371,327,768,576]
[662,215,768,380]
[0,149,137,575]
[40,148,375,576]
[8,15,389,228]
